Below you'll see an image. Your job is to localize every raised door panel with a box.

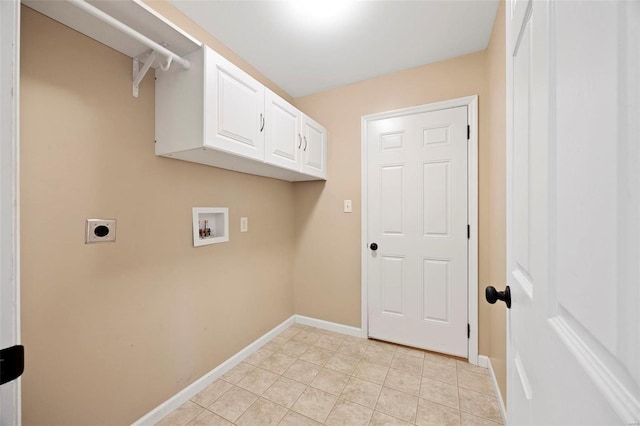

[264,89,301,171]
[205,47,265,161]
[423,161,450,237]
[423,258,450,323]
[301,114,327,180]
[381,165,405,235]
[381,256,405,316]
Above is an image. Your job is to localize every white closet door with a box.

[1,1,21,424]
[367,106,468,357]
[506,1,640,424]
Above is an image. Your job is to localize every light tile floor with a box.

[157,324,503,426]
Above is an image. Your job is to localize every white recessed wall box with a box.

[192,207,229,247]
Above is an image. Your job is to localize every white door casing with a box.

[506,0,640,424]
[0,0,21,424]
[362,96,478,362]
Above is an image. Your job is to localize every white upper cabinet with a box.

[264,89,328,179]
[301,114,328,179]
[264,89,301,171]
[21,2,326,181]
[156,45,327,182]
[205,48,265,161]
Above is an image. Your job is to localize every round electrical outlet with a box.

[94,225,110,237]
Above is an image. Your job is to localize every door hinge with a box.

[467,225,470,239]
[467,324,470,339]
[0,345,24,385]
[467,125,470,140]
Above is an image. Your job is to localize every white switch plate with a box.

[240,217,248,232]
[344,200,352,213]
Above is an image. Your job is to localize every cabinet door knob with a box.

[370,242,378,251]
[298,134,302,148]
[303,136,308,151]
[259,113,265,132]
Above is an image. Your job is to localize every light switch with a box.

[240,217,248,232]
[344,200,352,213]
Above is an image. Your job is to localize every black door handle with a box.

[0,345,24,385]
[370,243,378,251]
[485,286,511,309]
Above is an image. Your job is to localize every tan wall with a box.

[486,0,508,402]
[293,10,508,393]
[292,52,494,355]
[20,7,294,425]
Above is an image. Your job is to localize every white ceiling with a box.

[169,0,499,98]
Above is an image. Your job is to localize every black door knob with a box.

[370,243,378,251]
[485,285,511,309]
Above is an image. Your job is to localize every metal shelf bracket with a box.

[133,49,172,97]
[67,0,191,97]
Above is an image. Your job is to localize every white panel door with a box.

[367,106,468,357]
[1,0,21,424]
[264,88,301,171]
[506,0,640,424]
[301,114,327,179]
[205,48,265,161]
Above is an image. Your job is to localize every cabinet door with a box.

[205,48,265,161]
[264,89,301,171]
[301,114,327,179]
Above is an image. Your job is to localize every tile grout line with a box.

[369,349,405,424]
[256,326,314,424]
[180,403,203,426]
[281,350,320,423]
[368,348,388,422]
[229,328,309,423]
[330,334,375,423]
[279,328,340,424]
[414,354,424,425]
[456,358,462,426]
[324,334,369,423]
[186,379,237,424]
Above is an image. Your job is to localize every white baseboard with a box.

[131,315,364,425]
[477,354,490,368]
[294,315,364,338]
[479,355,507,425]
[131,315,296,426]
